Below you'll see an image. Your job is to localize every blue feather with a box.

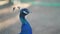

[19,8,32,34]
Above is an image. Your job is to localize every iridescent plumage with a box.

[19,8,32,34]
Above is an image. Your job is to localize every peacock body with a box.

[19,8,32,34]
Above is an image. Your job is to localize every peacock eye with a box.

[23,11,28,14]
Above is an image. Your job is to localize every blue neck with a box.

[20,16,28,24]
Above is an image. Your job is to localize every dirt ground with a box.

[0,0,60,34]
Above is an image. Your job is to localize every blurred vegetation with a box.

[0,0,13,9]
[20,0,34,3]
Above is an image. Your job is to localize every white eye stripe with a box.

[23,11,28,14]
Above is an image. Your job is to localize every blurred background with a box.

[0,0,60,34]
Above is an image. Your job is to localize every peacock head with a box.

[13,7,31,16]
[20,8,30,16]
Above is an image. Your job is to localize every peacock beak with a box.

[29,10,32,14]
[29,11,32,14]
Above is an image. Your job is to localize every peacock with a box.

[19,8,32,34]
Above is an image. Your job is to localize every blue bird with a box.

[19,8,32,34]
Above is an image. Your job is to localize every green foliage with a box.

[20,0,34,3]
